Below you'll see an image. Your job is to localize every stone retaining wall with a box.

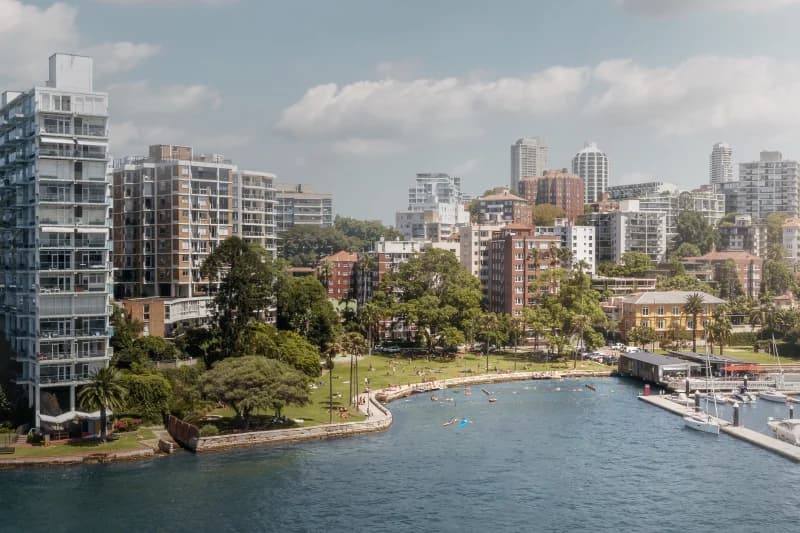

[195,396,391,452]
[0,448,154,469]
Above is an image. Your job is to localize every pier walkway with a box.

[639,394,800,462]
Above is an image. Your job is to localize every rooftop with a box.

[621,351,701,368]
[622,291,726,305]
[684,250,762,263]
[320,251,358,263]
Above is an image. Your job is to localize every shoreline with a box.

[0,369,613,467]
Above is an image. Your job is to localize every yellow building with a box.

[620,291,726,341]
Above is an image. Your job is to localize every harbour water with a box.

[3,377,800,533]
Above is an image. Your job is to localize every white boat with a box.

[683,412,720,434]
[768,418,800,445]
[760,390,788,403]
[684,342,720,435]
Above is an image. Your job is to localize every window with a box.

[641,320,649,328]
[657,319,664,329]
[672,306,680,316]
[143,304,150,321]
[642,306,649,316]
[657,306,664,316]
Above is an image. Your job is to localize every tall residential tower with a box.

[710,142,734,190]
[0,54,112,428]
[510,137,548,191]
[572,142,608,203]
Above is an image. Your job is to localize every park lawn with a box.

[12,430,152,458]
[205,352,610,431]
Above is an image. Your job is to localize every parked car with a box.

[384,346,402,354]
[624,346,640,353]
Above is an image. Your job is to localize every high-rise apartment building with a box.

[637,190,725,244]
[459,223,505,293]
[534,221,596,275]
[724,151,800,221]
[518,169,585,222]
[572,142,608,203]
[396,173,467,241]
[275,183,333,232]
[585,200,668,264]
[486,226,561,317]
[710,142,734,190]
[476,188,532,225]
[718,214,767,257]
[510,137,548,191]
[113,145,278,336]
[0,54,112,428]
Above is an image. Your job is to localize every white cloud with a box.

[585,56,800,134]
[452,158,480,175]
[109,120,186,156]
[83,41,161,76]
[96,0,236,5]
[617,0,800,16]
[0,0,160,86]
[332,138,406,157]
[109,80,222,115]
[276,66,590,152]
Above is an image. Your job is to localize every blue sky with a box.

[4,0,800,222]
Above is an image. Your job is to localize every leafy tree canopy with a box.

[762,259,796,297]
[276,276,340,350]
[672,242,701,259]
[673,211,717,255]
[278,225,355,267]
[202,356,309,428]
[657,274,713,293]
[239,322,323,377]
[334,216,403,252]
[598,252,653,277]
[531,203,565,226]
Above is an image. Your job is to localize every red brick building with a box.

[518,169,585,222]
[486,225,561,316]
[319,251,358,300]
[683,250,763,299]
[477,188,532,225]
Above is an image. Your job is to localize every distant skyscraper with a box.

[572,142,608,203]
[510,137,548,191]
[710,142,733,189]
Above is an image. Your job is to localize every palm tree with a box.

[683,292,706,353]
[709,311,732,356]
[570,313,590,369]
[78,366,127,441]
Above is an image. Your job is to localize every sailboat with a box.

[684,341,720,435]
[760,335,789,403]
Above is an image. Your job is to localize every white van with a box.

[624,346,640,353]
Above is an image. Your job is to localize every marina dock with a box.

[639,394,800,463]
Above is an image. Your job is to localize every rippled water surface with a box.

[3,377,800,533]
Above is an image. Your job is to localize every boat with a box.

[760,390,788,403]
[481,388,492,396]
[430,395,439,401]
[488,398,497,403]
[768,418,800,445]
[442,417,457,427]
[732,389,752,404]
[684,342,720,435]
[585,384,596,392]
[683,412,720,435]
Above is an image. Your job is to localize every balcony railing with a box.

[38,352,74,362]
[39,374,90,385]
[39,330,73,339]
[74,329,108,337]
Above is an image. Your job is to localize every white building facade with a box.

[396,173,467,241]
[534,221,596,274]
[459,223,504,291]
[710,142,734,190]
[0,54,112,428]
[572,142,609,203]
[510,137,548,191]
[726,151,800,221]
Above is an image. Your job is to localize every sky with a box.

[4,0,800,223]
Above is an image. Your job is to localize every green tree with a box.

[762,259,795,296]
[119,373,172,422]
[276,275,340,350]
[334,216,403,252]
[110,306,143,355]
[657,274,714,293]
[766,212,790,260]
[160,365,207,421]
[201,237,284,359]
[628,325,657,349]
[598,252,652,277]
[239,322,322,377]
[683,292,706,353]
[522,306,550,352]
[380,248,482,346]
[531,203,565,226]
[672,242,701,259]
[708,307,732,356]
[673,211,716,255]
[78,367,127,441]
[716,259,744,300]
[201,356,309,428]
[278,225,355,267]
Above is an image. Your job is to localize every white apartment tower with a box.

[510,137,548,191]
[0,54,112,429]
[729,151,800,220]
[572,142,609,203]
[710,142,733,190]
[396,173,467,241]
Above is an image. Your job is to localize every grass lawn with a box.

[203,351,611,432]
[12,430,153,458]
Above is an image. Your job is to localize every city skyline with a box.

[5,0,800,222]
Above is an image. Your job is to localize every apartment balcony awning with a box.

[39,409,111,424]
[40,226,74,233]
[76,227,109,233]
[40,137,74,145]
[76,139,107,147]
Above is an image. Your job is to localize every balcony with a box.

[38,352,74,363]
[75,125,107,137]
[74,329,108,338]
[39,373,90,386]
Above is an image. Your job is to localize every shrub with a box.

[729,332,757,346]
[112,417,142,432]
[26,432,43,445]
[120,373,173,423]
[200,424,219,436]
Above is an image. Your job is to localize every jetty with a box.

[639,394,800,463]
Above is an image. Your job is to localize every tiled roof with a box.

[480,192,528,202]
[685,250,761,262]
[622,291,726,305]
[320,251,358,263]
